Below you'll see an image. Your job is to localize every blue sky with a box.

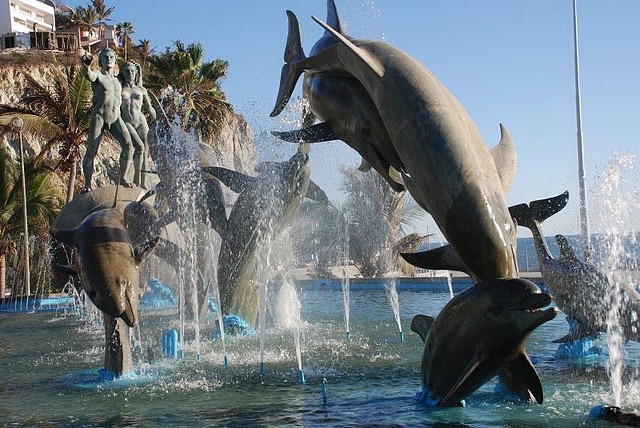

[65,0,640,240]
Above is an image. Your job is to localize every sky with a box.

[63,0,640,241]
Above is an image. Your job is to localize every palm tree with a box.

[91,0,114,39]
[0,63,94,203]
[115,21,135,61]
[72,5,100,53]
[341,167,425,277]
[148,40,232,140]
[0,143,63,297]
[134,38,155,71]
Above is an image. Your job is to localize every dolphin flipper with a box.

[271,122,339,143]
[201,166,257,194]
[271,10,306,117]
[491,124,517,194]
[305,180,329,204]
[552,321,600,343]
[440,355,482,406]
[401,244,472,276]
[506,353,544,404]
[410,314,434,343]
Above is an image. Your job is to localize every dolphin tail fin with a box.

[312,16,385,78]
[401,244,472,276]
[529,191,570,223]
[270,10,307,117]
[510,192,569,230]
[410,314,434,343]
[491,124,517,194]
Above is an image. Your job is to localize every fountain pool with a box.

[1,279,638,426]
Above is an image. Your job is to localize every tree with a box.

[0,143,63,297]
[341,167,425,277]
[0,63,94,203]
[72,5,100,53]
[134,38,156,71]
[148,40,232,140]
[115,21,135,61]
[91,0,115,39]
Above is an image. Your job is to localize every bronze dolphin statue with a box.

[412,278,557,406]
[510,191,640,343]
[53,202,160,327]
[203,144,328,329]
[271,0,518,281]
[271,8,405,192]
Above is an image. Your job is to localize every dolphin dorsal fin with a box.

[555,234,580,263]
[311,16,385,78]
[326,0,343,34]
[410,314,435,343]
[490,123,517,194]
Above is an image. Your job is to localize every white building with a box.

[0,0,56,49]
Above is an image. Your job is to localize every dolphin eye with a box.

[361,127,370,137]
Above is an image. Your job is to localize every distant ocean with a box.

[422,233,640,273]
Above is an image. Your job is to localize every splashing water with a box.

[342,221,351,339]
[384,277,403,340]
[276,280,304,382]
[595,151,640,406]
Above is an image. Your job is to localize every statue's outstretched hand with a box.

[81,53,93,66]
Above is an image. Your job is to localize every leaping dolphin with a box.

[53,201,160,327]
[271,8,405,192]
[510,191,640,343]
[411,278,557,406]
[53,195,161,377]
[271,0,518,281]
[203,144,328,329]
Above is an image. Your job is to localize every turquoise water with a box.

[1,282,638,426]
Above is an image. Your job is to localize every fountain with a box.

[4,1,640,425]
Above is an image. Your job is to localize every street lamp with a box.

[11,117,30,297]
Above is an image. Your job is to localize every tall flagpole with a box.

[572,0,591,258]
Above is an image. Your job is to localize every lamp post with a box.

[11,117,30,297]
[572,0,591,258]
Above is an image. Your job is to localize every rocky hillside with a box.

[0,51,256,193]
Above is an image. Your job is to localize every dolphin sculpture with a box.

[53,195,160,377]
[270,0,518,281]
[271,8,405,192]
[510,191,640,343]
[53,202,160,327]
[203,144,328,329]
[411,278,557,406]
